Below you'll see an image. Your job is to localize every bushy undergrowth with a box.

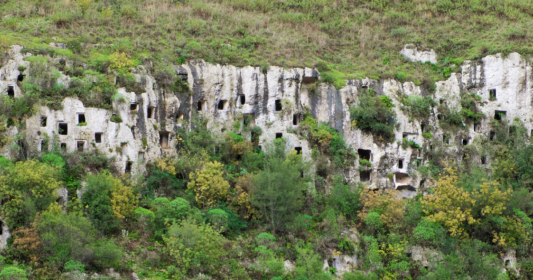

[350,92,397,142]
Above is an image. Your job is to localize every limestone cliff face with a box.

[1,46,532,197]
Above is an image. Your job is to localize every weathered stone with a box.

[400,44,438,64]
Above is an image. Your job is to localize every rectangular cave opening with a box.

[244,114,255,127]
[481,156,487,164]
[77,141,85,152]
[95,133,102,143]
[360,170,371,182]
[443,134,450,144]
[177,114,184,121]
[239,94,246,105]
[293,114,301,125]
[395,173,410,184]
[275,99,282,111]
[474,123,480,132]
[41,116,47,127]
[130,103,138,111]
[78,113,86,124]
[18,73,25,82]
[7,86,14,98]
[494,110,506,121]
[398,159,404,169]
[490,131,495,141]
[421,123,425,133]
[489,89,496,101]
[302,77,317,84]
[358,149,371,161]
[160,131,170,148]
[462,139,468,146]
[420,179,425,188]
[295,147,302,155]
[125,162,132,174]
[60,143,66,150]
[198,100,206,111]
[217,100,228,110]
[40,140,44,152]
[148,107,156,119]
[58,123,68,135]
[0,220,3,235]
[275,133,283,139]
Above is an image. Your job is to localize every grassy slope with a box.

[1,0,533,87]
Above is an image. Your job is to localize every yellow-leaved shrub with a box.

[188,161,229,209]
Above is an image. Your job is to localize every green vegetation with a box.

[350,91,397,141]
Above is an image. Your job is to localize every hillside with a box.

[1,1,533,280]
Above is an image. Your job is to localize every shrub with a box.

[0,266,27,280]
[187,161,230,209]
[206,209,228,231]
[350,93,397,141]
[402,95,436,119]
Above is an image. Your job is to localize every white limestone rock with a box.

[400,44,438,64]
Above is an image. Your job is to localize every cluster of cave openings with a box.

[239,94,246,105]
[160,131,170,148]
[41,116,47,127]
[293,114,301,125]
[130,103,138,111]
[58,123,68,135]
[360,171,371,182]
[358,149,371,161]
[7,86,14,98]
[398,159,404,169]
[77,141,85,152]
[95,133,103,143]
[217,100,228,110]
[125,162,133,174]
[198,100,206,111]
[148,107,156,119]
[295,147,302,155]
[275,133,283,139]
[489,89,497,101]
[77,113,86,124]
[275,100,282,111]
[395,173,410,185]
[494,110,506,121]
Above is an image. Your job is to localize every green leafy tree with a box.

[349,92,397,141]
[188,161,230,209]
[0,267,27,280]
[164,219,226,276]
[249,155,305,233]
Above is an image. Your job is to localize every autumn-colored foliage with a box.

[188,161,230,209]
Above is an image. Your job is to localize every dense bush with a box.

[350,92,397,141]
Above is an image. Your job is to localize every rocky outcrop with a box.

[400,44,438,64]
[0,46,532,199]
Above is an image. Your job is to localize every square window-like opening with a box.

[17,74,25,82]
[60,143,66,150]
[494,110,506,120]
[275,133,283,139]
[160,132,170,148]
[148,107,156,119]
[398,159,404,169]
[462,139,468,146]
[275,100,282,111]
[130,103,138,111]
[7,86,14,98]
[358,149,371,161]
[360,171,371,182]
[77,141,84,152]
[303,77,317,84]
[295,147,302,155]
[481,156,487,164]
[217,100,228,110]
[58,123,68,135]
[125,162,132,174]
[437,114,443,120]
[239,95,246,105]
[198,100,206,111]
[489,89,496,101]
[95,133,102,143]
[474,123,480,132]
[78,113,86,124]
[41,116,47,127]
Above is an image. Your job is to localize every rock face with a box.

[400,44,438,64]
[1,46,533,238]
